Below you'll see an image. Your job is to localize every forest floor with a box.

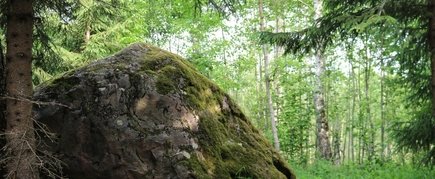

[290,160,435,179]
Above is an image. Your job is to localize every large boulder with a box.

[34,43,295,179]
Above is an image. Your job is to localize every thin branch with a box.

[0,96,71,109]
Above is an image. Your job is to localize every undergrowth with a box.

[291,160,435,179]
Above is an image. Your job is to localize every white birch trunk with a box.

[313,0,332,160]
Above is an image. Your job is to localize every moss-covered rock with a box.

[34,43,295,179]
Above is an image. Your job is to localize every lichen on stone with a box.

[34,43,295,179]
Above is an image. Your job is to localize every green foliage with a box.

[0,0,81,85]
[392,106,435,165]
[20,0,244,86]
[273,56,314,165]
[292,160,435,179]
[260,0,435,166]
[193,0,245,15]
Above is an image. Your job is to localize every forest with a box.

[0,0,435,178]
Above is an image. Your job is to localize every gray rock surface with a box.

[34,43,295,179]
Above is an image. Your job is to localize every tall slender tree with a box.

[363,41,375,161]
[312,0,332,160]
[380,51,386,160]
[349,50,356,162]
[258,0,280,150]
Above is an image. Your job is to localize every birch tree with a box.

[313,0,332,160]
[258,0,280,150]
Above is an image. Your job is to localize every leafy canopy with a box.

[260,0,434,165]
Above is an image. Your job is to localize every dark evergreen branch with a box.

[392,108,435,165]
[194,0,245,17]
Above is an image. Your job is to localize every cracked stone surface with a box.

[34,43,295,179]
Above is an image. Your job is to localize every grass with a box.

[291,160,435,179]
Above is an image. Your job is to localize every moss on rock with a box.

[34,43,295,179]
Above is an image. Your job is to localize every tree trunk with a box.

[4,0,39,178]
[273,4,284,149]
[257,53,267,131]
[380,56,385,160]
[364,46,375,161]
[342,119,347,162]
[332,119,342,165]
[313,0,332,160]
[348,51,355,162]
[266,55,280,150]
[255,54,262,127]
[257,16,268,132]
[221,28,227,66]
[84,24,91,44]
[356,61,363,164]
[429,0,435,116]
[0,35,6,178]
[259,0,280,151]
